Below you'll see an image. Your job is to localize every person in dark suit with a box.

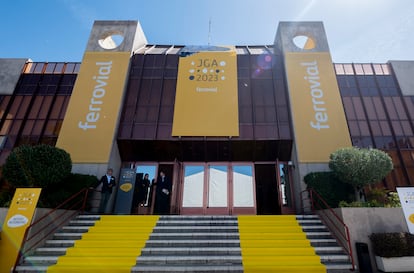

[137,173,150,206]
[154,170,171,214]
[98,168,116,213]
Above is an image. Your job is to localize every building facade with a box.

[0,21,413,215]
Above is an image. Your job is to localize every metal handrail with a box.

[300,188,356,271]
[12,187,94,273]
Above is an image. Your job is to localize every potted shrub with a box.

[370,232,414,272]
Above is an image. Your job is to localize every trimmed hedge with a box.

[39,173,98,208]
[370,232,414,257]
[3,144,72,187]
[304,171,354,208]
[1,144,98,208]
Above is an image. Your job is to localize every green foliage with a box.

[339,201,368,207]
[304,171,354,208]
[0,144,99,207]
[3,144,72,187]
[34,173,98,208]
[370,232,414,257]
[387,191,402,207]
[0,172,98,208]
[329,147,393,188]
[339,189,401,208]
[367,188,401,207]
[0,191,12,207]
[63,173,98,192]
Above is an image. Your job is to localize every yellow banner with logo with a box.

[285,52,351,162]
[0,188,41,272]
[172,46,239,136]
[56,52,130,163]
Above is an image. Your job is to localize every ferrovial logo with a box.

[78,61,113,130]
[301,60,330,131]
[7,214,28,228]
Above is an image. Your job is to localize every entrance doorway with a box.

[180,163,256,215]
[130,161,292,215]
[132,163,176,215]
[255,164,281,214]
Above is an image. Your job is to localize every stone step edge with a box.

[131,265,244,271]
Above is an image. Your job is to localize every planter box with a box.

[375,255,414,272]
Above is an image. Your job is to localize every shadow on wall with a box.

[330,207,407,273]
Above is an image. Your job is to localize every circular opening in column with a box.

[292,35,316,50]
[98,32,125,50]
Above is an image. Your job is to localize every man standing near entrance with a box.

[98,168,116,213]
[154,170,172,214]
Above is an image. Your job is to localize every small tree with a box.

[329,147,393,201]
[3,144,72,188]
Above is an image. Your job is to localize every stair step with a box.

[14,265,49,273]
[68,220,96,226]
[53,232,83,239]
[23,256,57,265]
[149,232,240,240]
[132,265,244,273]
[296,214,320,219]
[324,262,354,270]
[314,246,346,254]
[297,219,323,225]
[302,225,329,231]
[76,214,100,220]
[160,215,237,220]
[153,226,239,232]
[320,254,351,262]
[141,247,241,256]
[60,226,90,232]
[146,239,240,248]
[44,239,75,247]
[136,255,242,265]
[305,231,332,238]
[156,220,238,226]
[35,247,68,255]
[309,238,337,245]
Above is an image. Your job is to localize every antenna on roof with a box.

[208,17,212,45]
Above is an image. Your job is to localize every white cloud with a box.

[331,3,414,62]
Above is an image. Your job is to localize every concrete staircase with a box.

[14,214,355,273]
[14,214,97,273]
[297,214,354,272]
[133,215,243,272]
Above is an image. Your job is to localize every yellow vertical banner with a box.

[172,46,239,136]
[0,188,41,272]
[285,52,351,162]
[56,52,131,163]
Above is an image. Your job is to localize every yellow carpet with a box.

[238,215,326,273]
[46,215,159,273]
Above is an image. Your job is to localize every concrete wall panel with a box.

[389,60,414,96]
[0,59,27,95]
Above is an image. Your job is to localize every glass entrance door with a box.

[181,165,205,214]
[232,165,255,214]
[206,165,228,214]
[180,163,256,215]
[133,164,157,214]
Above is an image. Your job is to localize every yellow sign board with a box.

[172,46,239,136]
[56,52,130,163]
[0,188,41,273]
[285,52,352,162]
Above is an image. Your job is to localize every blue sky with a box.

[1,0,414,63]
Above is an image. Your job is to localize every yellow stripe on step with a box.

[47,215,159,273]
[238,215,326,273]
